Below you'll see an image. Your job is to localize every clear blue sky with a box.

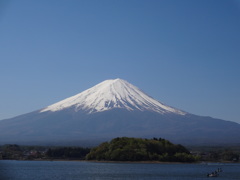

[0,0,240,123]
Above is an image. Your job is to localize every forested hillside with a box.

[86,137,199,162]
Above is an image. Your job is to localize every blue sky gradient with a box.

[0,0,240,123]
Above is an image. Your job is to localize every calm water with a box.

[0,160,240,180]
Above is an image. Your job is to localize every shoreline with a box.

[1,159,238,164]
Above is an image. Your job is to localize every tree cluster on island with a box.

[86,137,199,162]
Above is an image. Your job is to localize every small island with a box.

[86,137,198,162]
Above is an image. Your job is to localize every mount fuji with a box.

[0,78,239,146]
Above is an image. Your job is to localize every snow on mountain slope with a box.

[40,78,186,115]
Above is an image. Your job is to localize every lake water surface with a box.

[0,160,240,180]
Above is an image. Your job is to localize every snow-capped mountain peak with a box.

[40,78,186,115]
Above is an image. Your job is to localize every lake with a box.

[0,160,240,180]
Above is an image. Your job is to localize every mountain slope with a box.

[0,78,239,146]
